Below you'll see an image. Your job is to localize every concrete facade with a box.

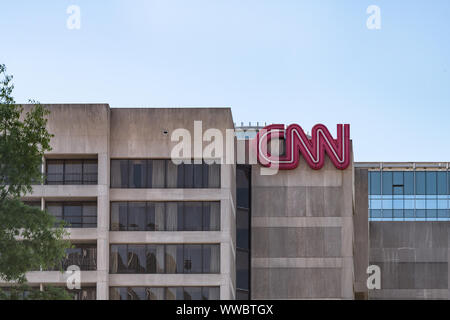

[250,149,355,299]
[3,104,236,300]
[369,222,450,299]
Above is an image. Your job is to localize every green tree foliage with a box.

[0,64,71,299]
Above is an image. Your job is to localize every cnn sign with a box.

[256,124,350,170]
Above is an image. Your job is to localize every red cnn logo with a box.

[256,124,350,170]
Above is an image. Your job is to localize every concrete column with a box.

[96,152,110,300]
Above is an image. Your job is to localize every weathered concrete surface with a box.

[251,147,355,299]
[353,168,369,299]
[7,105,236,300]
[369,221,450,299]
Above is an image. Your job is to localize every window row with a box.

[110,244,220,274]
[111,160,220,189]
[46,159,98,185]
[49,244,97,271]
[109,287,219,300]
[370,209,450,220]
[111,202,220,231]
[370,197,450,210]
[46,202,97,228]
[369,171,450,196]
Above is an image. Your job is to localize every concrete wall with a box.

[369,221,450,299]
[5,104,236,300]
[250,147,355,299]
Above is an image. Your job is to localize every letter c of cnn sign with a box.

[256,124,350,170]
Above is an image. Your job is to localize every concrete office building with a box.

[1,104,449,300]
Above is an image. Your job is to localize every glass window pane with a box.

[167,161,183,188]
[129,160,147,188]
[111,160,129,188]
[83,160,98,184]
[111,202,127,231]
[65,160,83,184]
[150,160,165,188]
[404,172,414,195]
[202,245,220,273]
[128,245,146,273]
[416,172,426,195]
[46,160,64,185]
[110,245,127,273]
[369,171,381,195]
[183,287,202,300]
[166,287,183,300]
[128,287,146,300]
[47,203,62,218]
[203,287,220,300]
[184,202,203,231]
[128,202,146,231]
[237,209,249,249]
[193,164,203,188]
[184,245,202,273]
[236,250,249,290]
[165,245,183,273]
[147,287,164,300]
[208,164,221,188]
[203,202,220,231]
[237,167,250,207]
[426,172,437,195]
[109,287,127,300]
[382,172,393,195]
[166,202,182,231]
[184,163,194,188]
[393,172,403,185]
[146,245,164,273]
[438,172,447,195]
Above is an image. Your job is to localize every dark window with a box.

[146,245,164,273]
[237,209,249,249]
[46,160,64,185]
[203,244,220,273]
[110,245,127,273]
[46,202,97,228]
[203,202,220,231]
[129,160,147,188]
[237,168,250,208]
[111,202,127,231]
[110,244,220,274]
[111,160,129,188]
[110,287,219,300]
[183,245,202,273]
[236,165,251,300]
[64,160,83,184]
[110,159,220,188]
[184,287,202,300]
[128,202,146,231]
[184,202,203,231]
[165,245,184,274]
[110,202,220,231]
[52,244,97,271]
[127,245,146,273]
[46,159,97,185]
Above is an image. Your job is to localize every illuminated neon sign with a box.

[256,124,350,170]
